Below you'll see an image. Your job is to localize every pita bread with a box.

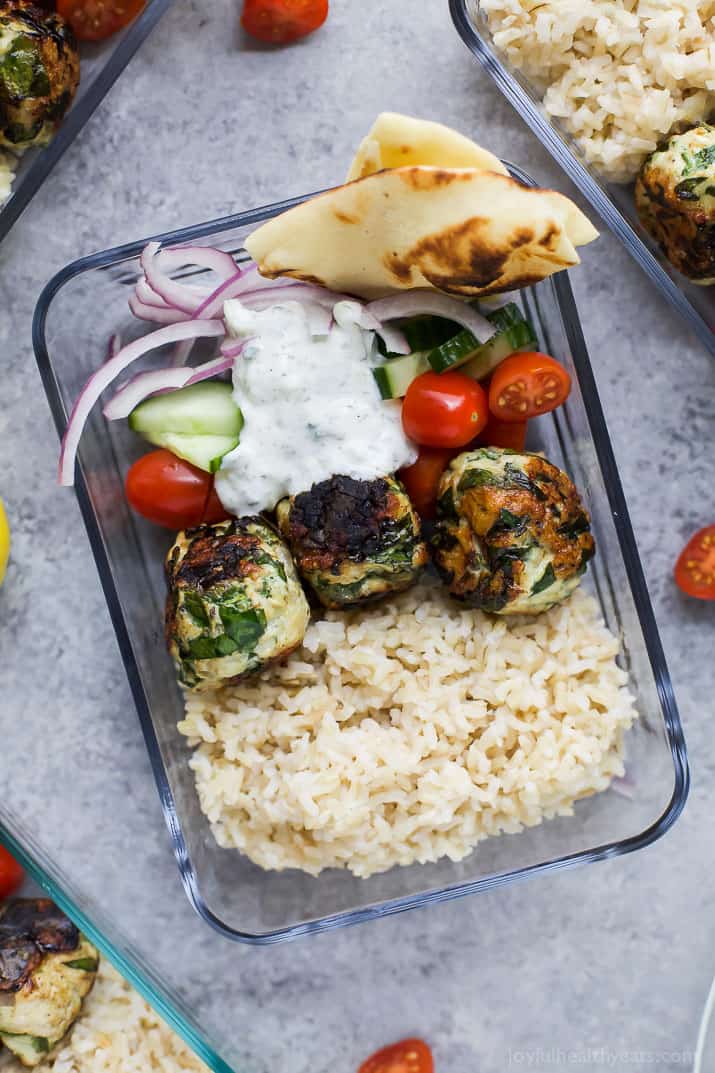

[245,166,599,299]
[346,112,508,180]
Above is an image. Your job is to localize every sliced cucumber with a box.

[373,352,429,399]
[427,304,537,377]
[129,382,242,438]
[0,1031,51,1065]
[129,382,243,473]
[400,315,461,352]
[158,433,239,473]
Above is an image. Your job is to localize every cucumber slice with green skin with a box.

[427,303,537,376]
[0,1031,51,1065]
[155,432,239,474]
[372,352,429,400]
[129,382,243,473]
[400,316,462,352]
[63,957,99,972]
[129,382,242,438]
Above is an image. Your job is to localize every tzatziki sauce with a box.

[215,299,417,516]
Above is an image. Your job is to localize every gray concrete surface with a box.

[1,0,714,1070]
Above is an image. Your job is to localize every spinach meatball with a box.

[432,447,594,614]
[635,124,715,283]
[0,2,80,150]
[276,474,428,609]
[165,517,310,689]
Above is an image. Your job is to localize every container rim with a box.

[32,168,689,945]
[449,0,715,358]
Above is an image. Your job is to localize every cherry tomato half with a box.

[57,0,146,40]
[488,351,571,422]
[125,450,230,531]
[399,447,457,520]
[241,0,328,43]
[0,845,24,900]
[402,371,488,449]
[674,525,715,600]
[358,1039,434,1073]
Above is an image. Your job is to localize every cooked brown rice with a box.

[479,0,715,181]
[179,584,637,878]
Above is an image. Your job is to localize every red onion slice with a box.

[194,271,247,320]
[129,293,192,325]
[367,290,496,343]
[353,307,410,355]
[220,337,250,359]
[140,242,239,314]
[104,334,121,363]
[170,337,196,368]
[103,353,235,421]
[59,320,225,486]
[239,282,352,310]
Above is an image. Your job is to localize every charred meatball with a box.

[635,124,715,283]
[276,474,428,609]
[0,899,98,1066]
[432,447,594,614]
[165,517,310,689]
[0,1,80,151]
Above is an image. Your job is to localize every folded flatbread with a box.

[346,111,509,180]
[245,164,599,299]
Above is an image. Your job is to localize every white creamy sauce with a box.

[215,299,417,516]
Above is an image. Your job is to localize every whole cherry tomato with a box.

[488,351,571,422]
[674,525,715,600]
[358,1039,434,1073]
[241,0,328,44]
[402,371,488,448]
[125,450,230,530]
[56,0,146,41]
[0,845,24,900]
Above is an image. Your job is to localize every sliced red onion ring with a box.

[170,337,196,368]
[59,320,224,486]
[105,334,121,363]
[194,270,247,320]
[140,242,239,314]
[135,277,171,309]
[135,274,214,311]
[129,293,192,325]
[140,242,202,314]
[220,337,250,359]
[355,308,410,354]
[239,282,353,310]
[103,353,235,421]
[367,290,496,343]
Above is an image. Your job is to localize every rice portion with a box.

[179,585,637,878]
[0,962,208,1073]
[479,0,715,181]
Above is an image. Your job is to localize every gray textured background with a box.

[1,0,714,1070]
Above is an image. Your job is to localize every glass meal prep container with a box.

[31,167,689,943]
[450,0,715,359]
[0,0,174,244]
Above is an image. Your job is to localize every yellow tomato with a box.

[0,499,9,585]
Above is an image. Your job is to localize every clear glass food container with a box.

[31,169,689,943]
[450,0,715,359]
[0,0,174,243]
